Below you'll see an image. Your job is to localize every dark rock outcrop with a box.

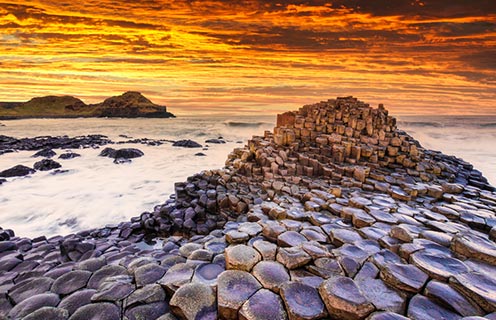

[172,140,202,148]
[0,165,35,177]
[33,159,62,171]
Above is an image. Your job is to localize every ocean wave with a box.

[479,123,496,128]
[398,121,444,128]
[224,121,271,128]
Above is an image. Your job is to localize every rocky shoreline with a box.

[0,97,495,320]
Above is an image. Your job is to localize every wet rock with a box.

[280,282,327,320]
[277,247,312,269]
[87,265,128,289]
[58,152,81,159]
[159,263,196,294]
[356,278,406,314]
[125,284,165,308]
[366,312,410,320]
[170,282,217,320]
[380,263,428,293]
[205,139,225,144]
[33,159,62,171]
[252,261,290,293]
[410,252,469,281]
[51,270,92,295]
[58,289,96,315]
[319,276,375,320]
[407,294,462,320]
[239,288,288,320]
[21,307,69,320]
[68,302,120,320]
[425,280,484,317]
[253,240,277,261]
[449,271,496,312]
[278,231,308,247]
[225,245,261,272]
[451,232,496,265]
[32,148,56,158]
[91,276,134,302]
[217,270,262,319]
[8,293,60,319]
[0,165,35,177]
[172,140,202,148]
[134,264,167,287]
[192,263,224,286]
[124,302,170,320]
[113,148,144,159]
[7,276,53,304]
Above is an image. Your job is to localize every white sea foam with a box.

[0,115,494,238]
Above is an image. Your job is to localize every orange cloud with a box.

[0,0,495,115]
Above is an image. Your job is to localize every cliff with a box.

[0,91,175,119]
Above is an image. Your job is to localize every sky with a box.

[0,0,495,115]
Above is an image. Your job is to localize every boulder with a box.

[170,283,216,320]
[172,140,202,148]
[280,282,328,319]
[0,165,35,177]
[33,159,62,171]
[217,270,262,319]
[319,276,375,320]
[239,289,288,320]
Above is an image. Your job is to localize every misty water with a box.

[0,115,495,238]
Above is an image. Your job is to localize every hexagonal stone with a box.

[58,289,96,315]
[124,302,170,320]
[225,245,261,272]
[8,293,60,319]
[280,282,327,320]
[239,289,287,320]
[159,263,195,294]
[226,230,250,244]
[192,263,224,286]
[68,302,120,320]
[75,257,106,272]
[449,272,496,312]
[451,232,496,265]
[238,222,263,236]
[170,282,216,320]
[380,263,428,293]
[52,270,92,295]
[407,294,462,320]
[134,264,167,287]
[367,311,409,320]
[217,270,262,320]
[87,265,128,289]
[8,276,53,304]
[21,307,69,320]
[319,276,375,320]
[425,280,484,317]
[178,243,203,258]
[276,247,312,270]
[329,228,363,247]
[356,278,406,314]
[289,269,324,289]
[253,240,277,261]
[252,261,290,293]
[125,284,165,308]
[278,231,307,247]
[410,252,469,281]
[91,277,134,302]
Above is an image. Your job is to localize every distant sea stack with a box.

[0,91,175,119]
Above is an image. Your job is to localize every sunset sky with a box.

[0,0,495,115]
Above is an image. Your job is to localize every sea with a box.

[0,115,495,238]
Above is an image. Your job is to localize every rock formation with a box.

[0,97,495,320]
[0,91,175,119]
